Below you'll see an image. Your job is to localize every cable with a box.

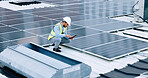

[132,1,148,24]
[132,1,139,13]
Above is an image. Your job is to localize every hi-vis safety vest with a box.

[48,23,67,40]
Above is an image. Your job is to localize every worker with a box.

[48,17,73,52]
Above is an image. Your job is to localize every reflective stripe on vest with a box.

[48,23,67,40]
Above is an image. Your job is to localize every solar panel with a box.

[66,33,127,50]
[25,26,53,35]
[0,36,8,42]
[11,36,49,45]
[123,30,148,40]
[0,23,5,27]
[41,34,50,39]
[0,16,47,25]
[66,37,100,49]
[0,31,35,40]
[55,15,94,22]
[0,26,18,33]
[72,18,117,26]
[40,0,80,5]
[98,58,148,78]
[99,70,136,78]
[0,14,32,21]
[0,10,22,16]
[68,27,103,38]
[19,7,60,13]
[41,12,83,20]
[85,38,148,60]
[30,10,69,16]
[11,19,58,30]
[134,27,148,32]
[68,24,83,30]
[57,0,134,17]
[92,21,140,32]
[0,41,17,52]
[121,65,147,74]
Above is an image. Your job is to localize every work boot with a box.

[51,43,55,46]
[53,48,61,52]
[58,46,61,49]
[52,44,61,49]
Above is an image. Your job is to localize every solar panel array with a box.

[0,0,148,60]
[98,58,148,78]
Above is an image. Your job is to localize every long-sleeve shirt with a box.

[54,22,68,38]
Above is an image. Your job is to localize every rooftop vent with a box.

[9,1,41,6]
[0,1,58,11]
[0,42,91,78]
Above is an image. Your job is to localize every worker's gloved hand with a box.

[70,37,74,40]
[69,35,77,40]
[65,34,70,38]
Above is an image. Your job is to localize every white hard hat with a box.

[63,17,71,26]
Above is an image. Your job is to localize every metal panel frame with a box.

[63,41,148,61]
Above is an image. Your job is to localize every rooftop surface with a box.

[0,0,148,78]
